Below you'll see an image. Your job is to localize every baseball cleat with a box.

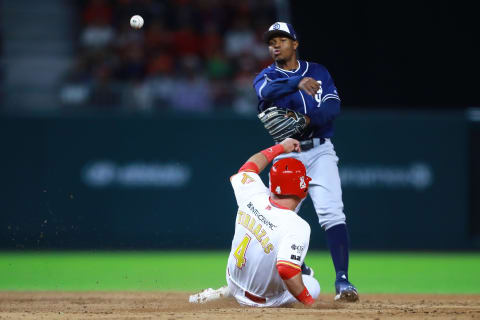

[189,286,230,303]
[301,263,315,277]
[334,273,359,302]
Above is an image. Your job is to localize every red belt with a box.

[245,291,266,304]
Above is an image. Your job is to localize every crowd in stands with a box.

[60,0,276,114]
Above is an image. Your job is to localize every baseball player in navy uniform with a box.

[253,22,359,302]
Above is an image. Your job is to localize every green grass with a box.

[0,251,479,293]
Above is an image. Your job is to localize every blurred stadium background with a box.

[0,0,479,293]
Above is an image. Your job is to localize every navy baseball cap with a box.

[263,22,297,43]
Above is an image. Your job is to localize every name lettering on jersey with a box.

[241,173,255,184]
[237,210,274,254]
[247,202,277,230]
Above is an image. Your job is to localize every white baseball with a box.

[130,15,144,29]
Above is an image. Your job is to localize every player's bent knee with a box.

[321,218,346,231]
[316,207,345,225]
[302,275,320,299]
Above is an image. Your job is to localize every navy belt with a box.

[300,138,326,151]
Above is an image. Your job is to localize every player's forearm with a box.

[283,273,315,306]
[283,273,305,296]
[244,152,270,174]
[243,144,286,173]
[260,76,303,100]
[238,139,299,174]
[308,98,340,127]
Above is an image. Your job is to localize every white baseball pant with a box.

[227,274,320,307]
[274,138,346,230]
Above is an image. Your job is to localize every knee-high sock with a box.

[325,223,350,280]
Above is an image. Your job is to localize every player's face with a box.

[268,37,298,63]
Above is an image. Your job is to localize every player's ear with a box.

[293,40,299,50]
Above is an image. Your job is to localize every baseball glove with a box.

[258,106,308,143]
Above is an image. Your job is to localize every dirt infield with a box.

[0,292,479,320]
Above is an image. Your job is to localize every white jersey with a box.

[227,171,311,299]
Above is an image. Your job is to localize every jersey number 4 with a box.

[233,234,251,269]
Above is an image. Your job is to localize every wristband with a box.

[296,287,315,306]
[260,144,285,162]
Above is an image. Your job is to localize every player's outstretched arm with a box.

[254,74,304,101]
[238,138,300,174]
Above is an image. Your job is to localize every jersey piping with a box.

[301,62,309,76]
[258,77,268,99]
[275,60,301,73]
[299,90,307,114]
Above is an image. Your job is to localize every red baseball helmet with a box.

[270,158,312,199]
